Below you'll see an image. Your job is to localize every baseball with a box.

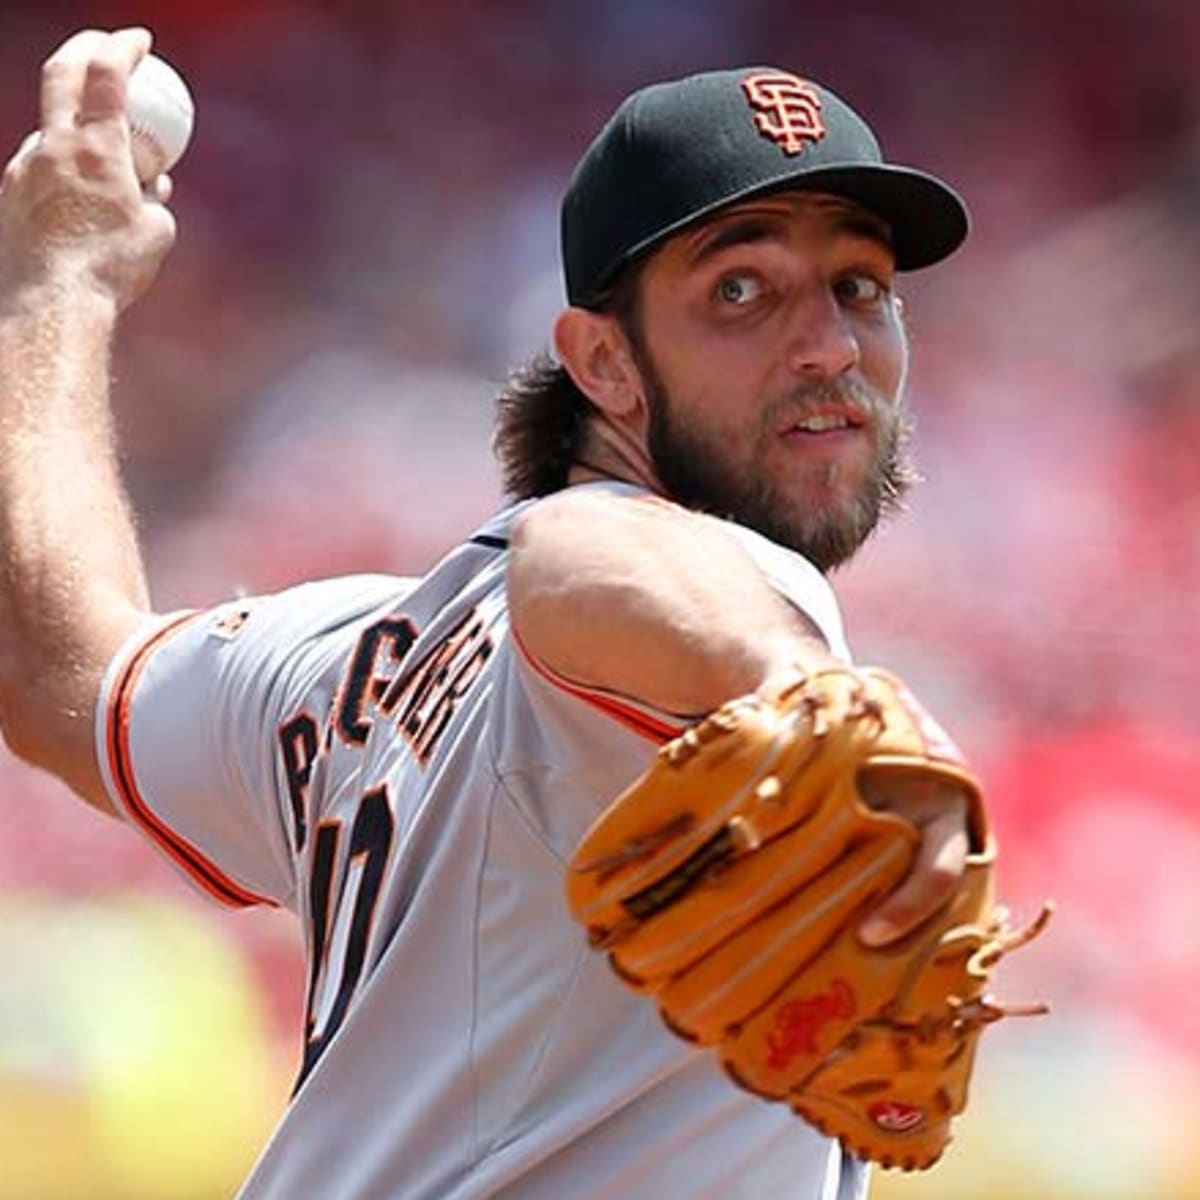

[125,52,195,182]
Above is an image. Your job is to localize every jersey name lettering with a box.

[335,616,418,746]
[382,607,494,765]
[279,711,320,853]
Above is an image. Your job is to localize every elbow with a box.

[0,663,114,814]
[0,651,35,762]
[0,674,54,770]
[0,656,86,774]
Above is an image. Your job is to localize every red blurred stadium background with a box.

[0,3,1197,1197]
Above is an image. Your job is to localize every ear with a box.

[553,307,643,418]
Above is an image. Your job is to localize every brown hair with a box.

[493,261,645,499]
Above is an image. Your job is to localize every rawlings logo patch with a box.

[869,1100,926,1133]
[765,978,855,1070]
[740,71,826,157]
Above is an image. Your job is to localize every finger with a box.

[40,29,152,132]
[77,29,154,127]
[858,809,968,947]
[39,30,111,132]
[143,202,179,255]
[149,173,173,205]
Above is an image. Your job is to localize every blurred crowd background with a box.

[0,1,1197,1197]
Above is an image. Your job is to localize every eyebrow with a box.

[687,216,784,267]
[685,205,894,269]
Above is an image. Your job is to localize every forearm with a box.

[509,490,836,715]
[0,279,148,774]
[1,277,147,609]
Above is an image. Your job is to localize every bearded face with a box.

[640,348,917,571]
[571,194,916,562]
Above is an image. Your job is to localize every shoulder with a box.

[509,482,727,567]
[510,480,661,532]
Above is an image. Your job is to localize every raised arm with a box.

[0,29,176,811]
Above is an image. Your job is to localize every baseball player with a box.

[0,28,981,1199]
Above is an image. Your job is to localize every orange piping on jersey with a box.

[511,625,684,745]
[105,611,277,909]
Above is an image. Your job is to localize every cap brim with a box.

[607,161,968,293]
[768,163,969,270]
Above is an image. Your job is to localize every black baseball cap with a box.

[562,66,969,309]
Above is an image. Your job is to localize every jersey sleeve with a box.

[485,638,674,866]
[96,575,410,911]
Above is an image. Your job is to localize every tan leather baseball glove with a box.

[564,666,1050,1170]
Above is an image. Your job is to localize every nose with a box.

[784,290,860,379]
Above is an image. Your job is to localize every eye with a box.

[834,272,890,306]
[716,273,764,307]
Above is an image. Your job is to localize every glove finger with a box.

[656,822,916,1045]
[607,780,889,987]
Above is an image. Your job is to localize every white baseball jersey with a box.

[96,481,867,1200]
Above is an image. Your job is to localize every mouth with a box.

[778,405,871,439]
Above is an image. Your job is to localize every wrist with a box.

[0,267,120,327]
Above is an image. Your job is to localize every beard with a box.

[642,362,917,573]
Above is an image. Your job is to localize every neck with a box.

[568,412,663,492]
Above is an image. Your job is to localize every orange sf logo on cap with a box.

[741,71,826,156]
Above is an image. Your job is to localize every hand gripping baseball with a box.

[564,666,1051,1170]
[0,29,176,309]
